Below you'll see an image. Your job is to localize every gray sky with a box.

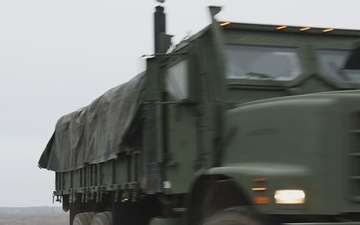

[0,0,359,207]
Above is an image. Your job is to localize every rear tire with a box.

[202,207,269,225]
[73,212,95,225]
[91,212,113,225]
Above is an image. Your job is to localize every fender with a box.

[186,163,310,225]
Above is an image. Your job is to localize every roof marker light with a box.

[277,25,287,30]
[323,28,334,33]
[300,27,311,31]
[220,22,230,26]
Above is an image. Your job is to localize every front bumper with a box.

[284,223,360,225]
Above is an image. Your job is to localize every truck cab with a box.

[147,6,360,225]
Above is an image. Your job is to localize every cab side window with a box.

[165,59,189,101]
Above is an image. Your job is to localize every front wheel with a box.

[90,212,113,225]
[73,212,95,225]
[202,207,269,225]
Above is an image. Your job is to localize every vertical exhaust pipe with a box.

[154,6,166,54]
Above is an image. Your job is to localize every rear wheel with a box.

[91,212,113,225]
[202,207,268,225]
[73,212,95,225]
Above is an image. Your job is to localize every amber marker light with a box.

[300,27,311,31]
[276,25,287,30]
[252,187,267,191]
[220,22,230,26]
[253,177,268,182]
[323,28,334,33]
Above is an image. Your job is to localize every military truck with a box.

[39,4,360,225]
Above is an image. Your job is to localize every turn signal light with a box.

[254,196,270,204]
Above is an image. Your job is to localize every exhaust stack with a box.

[154,6,166,54]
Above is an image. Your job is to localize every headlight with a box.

[274,189,305,204]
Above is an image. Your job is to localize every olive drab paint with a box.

[39,5,360,225]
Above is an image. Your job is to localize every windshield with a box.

[317,49,360,83]
[225,45,302,81]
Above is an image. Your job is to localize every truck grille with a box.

[349,113,360,201]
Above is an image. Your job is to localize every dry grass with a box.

[0,207,68,225]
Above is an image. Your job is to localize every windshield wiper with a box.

[246,72,276,79]
[244,72,299,94]
[327,61,353,82]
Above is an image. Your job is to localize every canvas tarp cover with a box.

[38,73,145,172]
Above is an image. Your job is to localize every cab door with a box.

[163,55,200,194]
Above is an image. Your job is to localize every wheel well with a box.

[186,175,251,225]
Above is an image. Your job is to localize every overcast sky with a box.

[0,0,360,207]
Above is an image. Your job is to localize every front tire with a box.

[91,212,113,225]
[73,212,95,225]
[202,207,268,225]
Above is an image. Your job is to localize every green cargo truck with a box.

[39,5,360,225]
